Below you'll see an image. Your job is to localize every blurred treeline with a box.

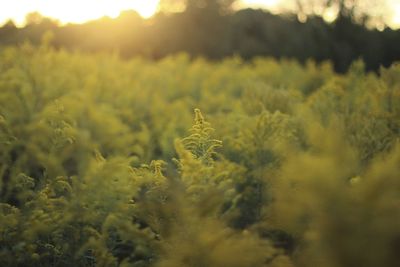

[1,0,400,72]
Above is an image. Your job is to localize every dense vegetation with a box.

[1,3,400,73]
[1,43,400,267]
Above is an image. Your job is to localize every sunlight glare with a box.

[393,3,400,26]
[0,0,160,26]
[241,0,279,9]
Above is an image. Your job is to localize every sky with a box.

[0,0,399,28]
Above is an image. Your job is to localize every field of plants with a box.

[0,43,399,267]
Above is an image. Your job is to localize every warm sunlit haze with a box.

[0,0,160,25]
[1,0,399,28]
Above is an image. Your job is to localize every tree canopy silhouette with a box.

[0,3,399,72]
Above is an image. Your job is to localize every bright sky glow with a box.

[0,0,399,28]
[241,0,279,8]
[0,0,160,26]
[392,1,400,25]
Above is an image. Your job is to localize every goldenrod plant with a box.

[0,43,399,266]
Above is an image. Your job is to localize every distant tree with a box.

[159,0,237,14]
[1,19,17,29]
[0,20,18,45]
[25,12,45,25]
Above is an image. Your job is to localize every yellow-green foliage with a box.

[0,44,399,267]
